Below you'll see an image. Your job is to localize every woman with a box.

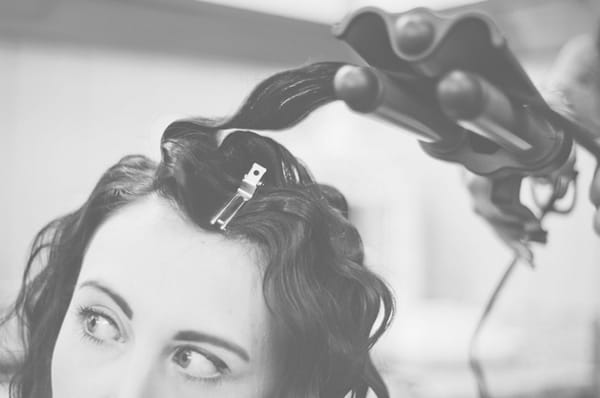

[1,62,394,398]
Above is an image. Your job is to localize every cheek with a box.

[51,314,79,398]
[51,312,107,398]
[51,312,87,398]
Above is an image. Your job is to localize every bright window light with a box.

[196,0,487,24]
[197,0,349,23]
[350,0,487,13]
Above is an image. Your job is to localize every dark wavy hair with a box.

[1,62,394,398]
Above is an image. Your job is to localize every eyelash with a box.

[175,345,230,385]
[75,306,230,385]
[76,305,119,345]
[181,373,225,386]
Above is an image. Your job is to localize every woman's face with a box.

[51,196,276,398]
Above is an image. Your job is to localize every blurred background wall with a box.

[1,0,600,396]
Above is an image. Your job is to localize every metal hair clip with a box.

[210,163,267,230]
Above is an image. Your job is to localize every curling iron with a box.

[331,7,600,244]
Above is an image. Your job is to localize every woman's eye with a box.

[78,307,122,343]
[172,347,228,382]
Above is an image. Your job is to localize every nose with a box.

[111,346,160,398]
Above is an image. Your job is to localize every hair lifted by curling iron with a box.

[2,62,394,398]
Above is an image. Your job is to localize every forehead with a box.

[78,195,267,341]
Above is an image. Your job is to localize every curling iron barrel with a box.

[331,6,596,243]
[334,65,463,146]
[332,7,580,178]
[394,13,436,55]
[437,70,564,166]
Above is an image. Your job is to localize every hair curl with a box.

[1,62,394,398]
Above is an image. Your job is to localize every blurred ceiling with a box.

[190,0,599,58]
[195,0,486,23]
[0,0,597,64]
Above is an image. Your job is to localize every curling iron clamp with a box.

[332,7,600,243]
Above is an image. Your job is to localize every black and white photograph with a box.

[1,0,600,397]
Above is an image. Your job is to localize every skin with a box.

[51,195,277,398]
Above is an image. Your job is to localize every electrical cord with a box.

[468,254,519,398]
[468,175,577,398]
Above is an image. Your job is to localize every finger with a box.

[594,209,600,236]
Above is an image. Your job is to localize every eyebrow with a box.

[174,330,250,362]
[79,280,134,320]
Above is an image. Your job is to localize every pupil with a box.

[88,315,98,331]
[178,350,191,367]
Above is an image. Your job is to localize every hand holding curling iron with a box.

[332,7,600,248]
